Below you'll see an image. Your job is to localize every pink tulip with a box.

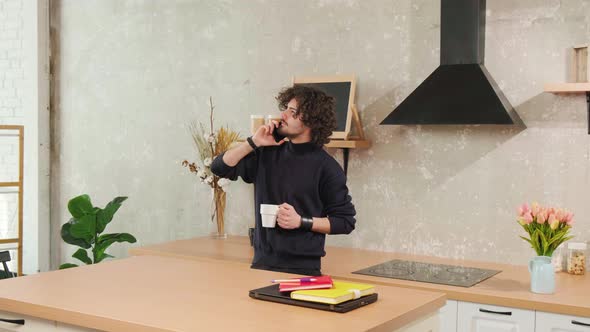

[518,203,530,217]
[531,202,541,217]
[566,212,575,225]
[536,211,547,224]
[515,203,574,228]
[548,214,558,227]
[554,209,564,221]
[523,212,533,224]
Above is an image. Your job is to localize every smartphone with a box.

[272,123,286,142]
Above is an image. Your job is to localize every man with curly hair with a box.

[211,85,356,276]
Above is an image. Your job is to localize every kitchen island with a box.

[130,236,590,318]
[0,254,445,332]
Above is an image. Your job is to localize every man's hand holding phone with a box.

[252,120,286,147]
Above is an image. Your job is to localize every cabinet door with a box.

[440,300,458,332]
[55,322,100,332]
[536,311,590,332]
[457,301,535,332]
[0,310,56,332]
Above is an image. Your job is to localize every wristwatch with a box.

[299,217,313,231]
[246,136,258,150]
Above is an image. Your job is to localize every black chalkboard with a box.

[293,76,355,139]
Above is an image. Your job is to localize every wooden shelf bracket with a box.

[544,83,590,135]
[325,105,371,175]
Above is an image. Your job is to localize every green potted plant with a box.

[59,194,137,269]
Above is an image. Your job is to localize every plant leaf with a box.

[530,230,542,256]
[67,194,94,219]
[59,263,79,270]
[97,233,137,244]
[72,248,92,265]
[547,231,567,247]
[561,236,575,244]
[93,233,137,263]
[538,230,549,255]
[215,126,242,156]
[69,213,97,244]
[60,220,91,249]
[191,122,210,163]
[96,196,128,234]
[519,236,533,246]
[95,252,115,264]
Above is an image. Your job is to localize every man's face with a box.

[278,98,308,138]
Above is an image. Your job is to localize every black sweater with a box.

[211,141,356,275]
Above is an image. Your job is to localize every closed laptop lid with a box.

[249,284,378,313]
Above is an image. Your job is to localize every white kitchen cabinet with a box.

[397,312,440,332]
[440,300,458,332]
[536,311,590,332]
[0,311,97,332]
[0,310,56,332]
[457,301,535,332]
[55,322,98,332]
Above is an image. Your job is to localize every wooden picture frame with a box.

[292,75,356,140]
[568,44,589,83]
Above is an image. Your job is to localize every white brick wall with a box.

[0,0,25,273]
[0,136,18,181]
[0,0,24,123]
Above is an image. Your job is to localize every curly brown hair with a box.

[276,85,337,145]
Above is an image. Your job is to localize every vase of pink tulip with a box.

[517,202,575,294]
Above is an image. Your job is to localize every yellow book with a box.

[290,280,375,305]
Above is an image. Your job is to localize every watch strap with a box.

[299,217,313,231]
[246,136,258,151]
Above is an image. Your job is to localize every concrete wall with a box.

[50,0,590,269]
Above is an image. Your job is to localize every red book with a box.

[278,275,333,292]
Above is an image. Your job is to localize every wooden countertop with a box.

[0,255,444,332]
[130,236,590,318]
[129,235,254,264]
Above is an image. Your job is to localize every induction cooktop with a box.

[352,259,501,288]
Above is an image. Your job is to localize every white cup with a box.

[260,204,279,228]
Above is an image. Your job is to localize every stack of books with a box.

[273,275,334,292]
[273,276,376,305]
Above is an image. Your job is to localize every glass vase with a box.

[210,186,227,239]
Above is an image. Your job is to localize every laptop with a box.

[249,284,378,313]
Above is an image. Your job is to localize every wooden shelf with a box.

[544,82,590,93]
[0,238,18,245]
[325,139,371,149]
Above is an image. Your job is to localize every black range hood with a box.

[381,0,524,126]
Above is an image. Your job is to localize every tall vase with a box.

[528,256,555,294]
[211,186,227,239]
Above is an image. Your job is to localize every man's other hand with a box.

[277,203,301,229]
